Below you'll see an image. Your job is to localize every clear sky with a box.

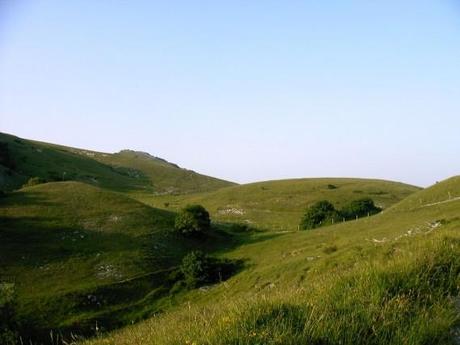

[1,1,460,187]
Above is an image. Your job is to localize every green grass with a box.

[0,181,241,341]
[139,178,420,230]
[0,132,235,194]
[83,176,460,345]
[2,132,459,344]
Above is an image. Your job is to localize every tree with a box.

[180,251,212,288]
[174,204,211,236]
[300,200,337,230]
[339,198,381,220]
[178,251,241,289]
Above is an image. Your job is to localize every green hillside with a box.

[0,132,234,194]
[84,176,460,345]
[93,149,234,195]
[0,181,235,341]
[142,178,420,230]
[3,132,459,345]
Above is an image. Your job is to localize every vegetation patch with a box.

[174,205,211,237]
[171,251,243,291]
[300,198,381,230]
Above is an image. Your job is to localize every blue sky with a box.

[1,1,460,186]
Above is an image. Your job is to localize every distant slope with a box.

[0,181,231,340]
[0,132,235,194]
[144,178,421,230]
[85,176,460,345]
[386,175,460,212]
[92,149,234,195]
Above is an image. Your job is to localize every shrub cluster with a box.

[300,198,381,230]
[174,204,211,237]
[175,251,241,290]
[340,198,381,220]
[300,200,336,230]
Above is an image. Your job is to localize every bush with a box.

[174,204,211,236]
[179,251,242,289]
[180,251,213,288]
[300,198,382,230]
[339,198,381,220]
[300,200,338,230]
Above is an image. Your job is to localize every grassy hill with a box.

[142,178,420,230]
[3,132,459,345]
[0,181,237,342]
[83,176,460,345]
[0,132,234,194]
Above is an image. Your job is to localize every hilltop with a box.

[143,178,420,230]
[0,132,235,195]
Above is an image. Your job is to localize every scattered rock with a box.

[218,207,245,215]
[96,264,123,280]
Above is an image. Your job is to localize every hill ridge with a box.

[0,132,235,194]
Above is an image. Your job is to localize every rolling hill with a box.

[142,178,421,230]
[0,132,235,195]
[83,176,460,345]
[3,133,458,345]
[0,181,236,342]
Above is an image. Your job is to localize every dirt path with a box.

[421,196,460,208]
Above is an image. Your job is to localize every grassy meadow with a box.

[1,133,459,345]
[83,177,460,345]
[140,178,420,230]
[0,181,240,341]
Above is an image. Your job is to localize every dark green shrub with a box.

[300,200,338,230]
[174,204,210,236]
[339,198,381,220]
[180,251,213,288]
[179,251,242,289]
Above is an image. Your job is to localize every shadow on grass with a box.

[1,212,283,344]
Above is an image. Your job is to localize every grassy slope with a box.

[0,181,236,340]
[85,176,460,345]
[93,149,234,195]
[0,132,235,194]
[141,178,420,230]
